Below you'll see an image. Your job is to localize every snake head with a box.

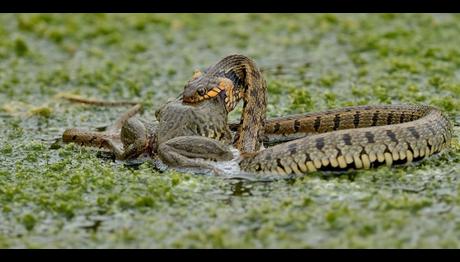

[182,80,209,104]
[182,76,236,112]
[182,69,211,103]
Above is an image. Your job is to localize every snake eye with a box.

[197,88,206,96]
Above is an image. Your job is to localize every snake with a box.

[182,54,453,175]
[182,54,267,154]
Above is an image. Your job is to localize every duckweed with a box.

[0,14,459,248]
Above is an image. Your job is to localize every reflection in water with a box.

[229,181,253,197]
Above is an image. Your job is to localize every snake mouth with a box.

[182,89,221,105]
[182,96,205,105]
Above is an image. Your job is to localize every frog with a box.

[63,97,236,174]
[63,54,268,174]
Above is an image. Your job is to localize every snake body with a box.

[182,54,267,154]
[239,104,452,174]
[182,55,453,175]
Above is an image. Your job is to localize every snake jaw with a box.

[182,77,236,111]
[182,82,207,104]
[182,94,205,104]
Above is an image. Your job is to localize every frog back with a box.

[155,99,231,145]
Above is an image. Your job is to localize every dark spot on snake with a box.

[335,147,343,159]
[365,132,375,143]
[407,143,416,155]
[224,70,241,85]
[294,120,301,132]
[407,126,420,139]
[240,70,248,91]
[276,158,283,168]
[314,116,321,132]
[72,135,77,141]
[386,130,398,142]
[304,152,311,161]
[426,144,433,154]
[427,125,436,135]
[273,122,281,133]
[410,112,415,121]
[315,137,325,150]
[353,111,360,128]
[343,133,352,145]
[383,145,392,154]
[218,89,227,101]
[387,112,394,125]
[399,113,405,123]
[250,87,258,98]
[288,143,298,155]
[333,114,341,130]
[203,126,209,137]
[372,111,379,126]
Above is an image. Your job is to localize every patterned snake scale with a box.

[183,54,453,175]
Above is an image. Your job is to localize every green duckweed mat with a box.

[0,14,459,248]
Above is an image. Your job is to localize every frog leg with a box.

[157,136,233,172]
[63,105,149,160]
[105,117,152,160]
[106,104,144,133]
